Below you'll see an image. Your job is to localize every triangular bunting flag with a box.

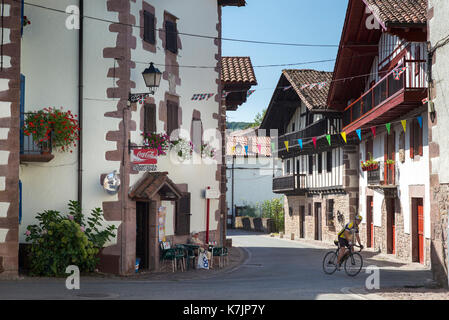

[312,137,317,149]
[341,132,347,143]
[283,85,292,91]
[386,123,391,135]
[257,144,261,153]
[300,84,309,90]
[417,116,423,128]
[271,142,275,151]
[309,83,317,89]
[284,141,289,152]
[422,97,429,105]
[247,90,255,98]
[244,145,248,154]
[232,146,236,153]
[401,120,407,132]
[297,139,303,149]
[356,129,362,141]
[326,135,331,146]
[371,127,376,138]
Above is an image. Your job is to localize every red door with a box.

[367,197,374,248]
[418,200,424,264]
[392,214,396,254]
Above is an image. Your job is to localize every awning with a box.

[129,172,183,201]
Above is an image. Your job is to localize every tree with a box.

[245,109,267,129]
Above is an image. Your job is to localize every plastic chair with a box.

[160,241,177,272]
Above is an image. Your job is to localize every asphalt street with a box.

[0,230,433,300]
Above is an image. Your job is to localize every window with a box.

[143,11,155,44]
[308,155,313,174]
[326,199,334,226]
[317,153,322,174]
[308,203,312,216]
[410,118,423,159]
[143,103,156,134]
[296,159,300,174]
[286,160,291,175]
[291,122,295,132]
[165,21,178,53]
[175,193,191,235]
[167,101,179,136]
[326,151,332,172]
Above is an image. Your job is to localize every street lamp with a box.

[129,62,162,103]
[142,62,162,95]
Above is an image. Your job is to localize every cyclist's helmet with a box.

[355,215,363,222]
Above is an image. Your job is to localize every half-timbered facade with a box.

[260,70,360,243]
[328,0,430,265]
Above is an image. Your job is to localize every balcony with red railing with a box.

[342,60,427,134]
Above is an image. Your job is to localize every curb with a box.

[341,287,386,300]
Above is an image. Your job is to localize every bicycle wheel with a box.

[322,251,338,275]
[344,252,363,277]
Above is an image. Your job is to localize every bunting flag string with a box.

[298,139,303,150]
[247,90,256,98]
[284,141,289,152]
[341,132,347,144]
[417,116,423,128]
[393,66,407,80]
[191,93,215,101]
[312,137,317,149]
[401,119,407,132]
[371,127,376,138]
[257,144,262,153]
[386,123,391,135]
[244,145,249,154]
[422,97,429,105]
[283,85,292,91]
[356,129,362,141]
[326,135,331,146]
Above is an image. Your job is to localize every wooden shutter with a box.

[318,153,322,174]
[418,120,423,156]
[143,11,155,44]
[165,21,178,53]
[412,119,423,157]
[326,151,332,172]
[167,101,179,135]
[144,103,156,134]
[308,155,313,174]
[176,193,191,235]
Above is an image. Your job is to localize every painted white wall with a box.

[359,113,430,238]
[19,0,221,244]
[429,0,449,184]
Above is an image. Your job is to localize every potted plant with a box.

[23,16,31,27]
[361,159,379,171]
[201,142,216,159]
[385,159,395,169]
[23,107,80,154]
[142,132,171,156]
[170,138,193,161]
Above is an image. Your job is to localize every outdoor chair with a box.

[160,241,185,272]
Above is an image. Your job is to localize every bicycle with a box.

[322,240,364,276]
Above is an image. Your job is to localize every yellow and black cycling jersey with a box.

[338,221,359,239]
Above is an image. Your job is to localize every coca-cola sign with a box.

[131,149,158,165]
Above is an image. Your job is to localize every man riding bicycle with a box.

[336,215,364,269]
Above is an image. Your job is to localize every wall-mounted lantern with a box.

[129,62,163,103]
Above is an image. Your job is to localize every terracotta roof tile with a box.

[222,57,257,85]
[364,0,427,25]
[282,69,333,110]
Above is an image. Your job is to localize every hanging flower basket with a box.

[170,138,193,161]
[361,160,379,172]
[141,132,171,156]
[201,143,216,160]
[23,107,80,153]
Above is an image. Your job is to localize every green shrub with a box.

[25,201,116,276]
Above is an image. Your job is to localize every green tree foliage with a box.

[245,109,267,129]
[226,122,253,131]
[260,198,284,232]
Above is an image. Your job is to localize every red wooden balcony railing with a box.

[343,60,427,128]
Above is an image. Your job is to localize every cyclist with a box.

[336,215,364,270]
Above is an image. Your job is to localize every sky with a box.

[222,0,349,123]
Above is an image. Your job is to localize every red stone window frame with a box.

[140,2,157,53]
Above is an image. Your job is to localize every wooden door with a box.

[387,198,395,254]
[136,202,150,270]
[314,203,322,241]
[299,206,305,238]
[366,196,373,248]
[417,199,424,264]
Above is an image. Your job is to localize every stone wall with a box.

[0,0,21,279]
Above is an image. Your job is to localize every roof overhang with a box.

[218,0,246,7]
[129,172,183,201]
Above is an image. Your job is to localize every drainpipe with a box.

[77,0,84,207]
[231,155,235,228]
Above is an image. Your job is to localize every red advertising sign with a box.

[131,149,158,172]
[131,149,158,164]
